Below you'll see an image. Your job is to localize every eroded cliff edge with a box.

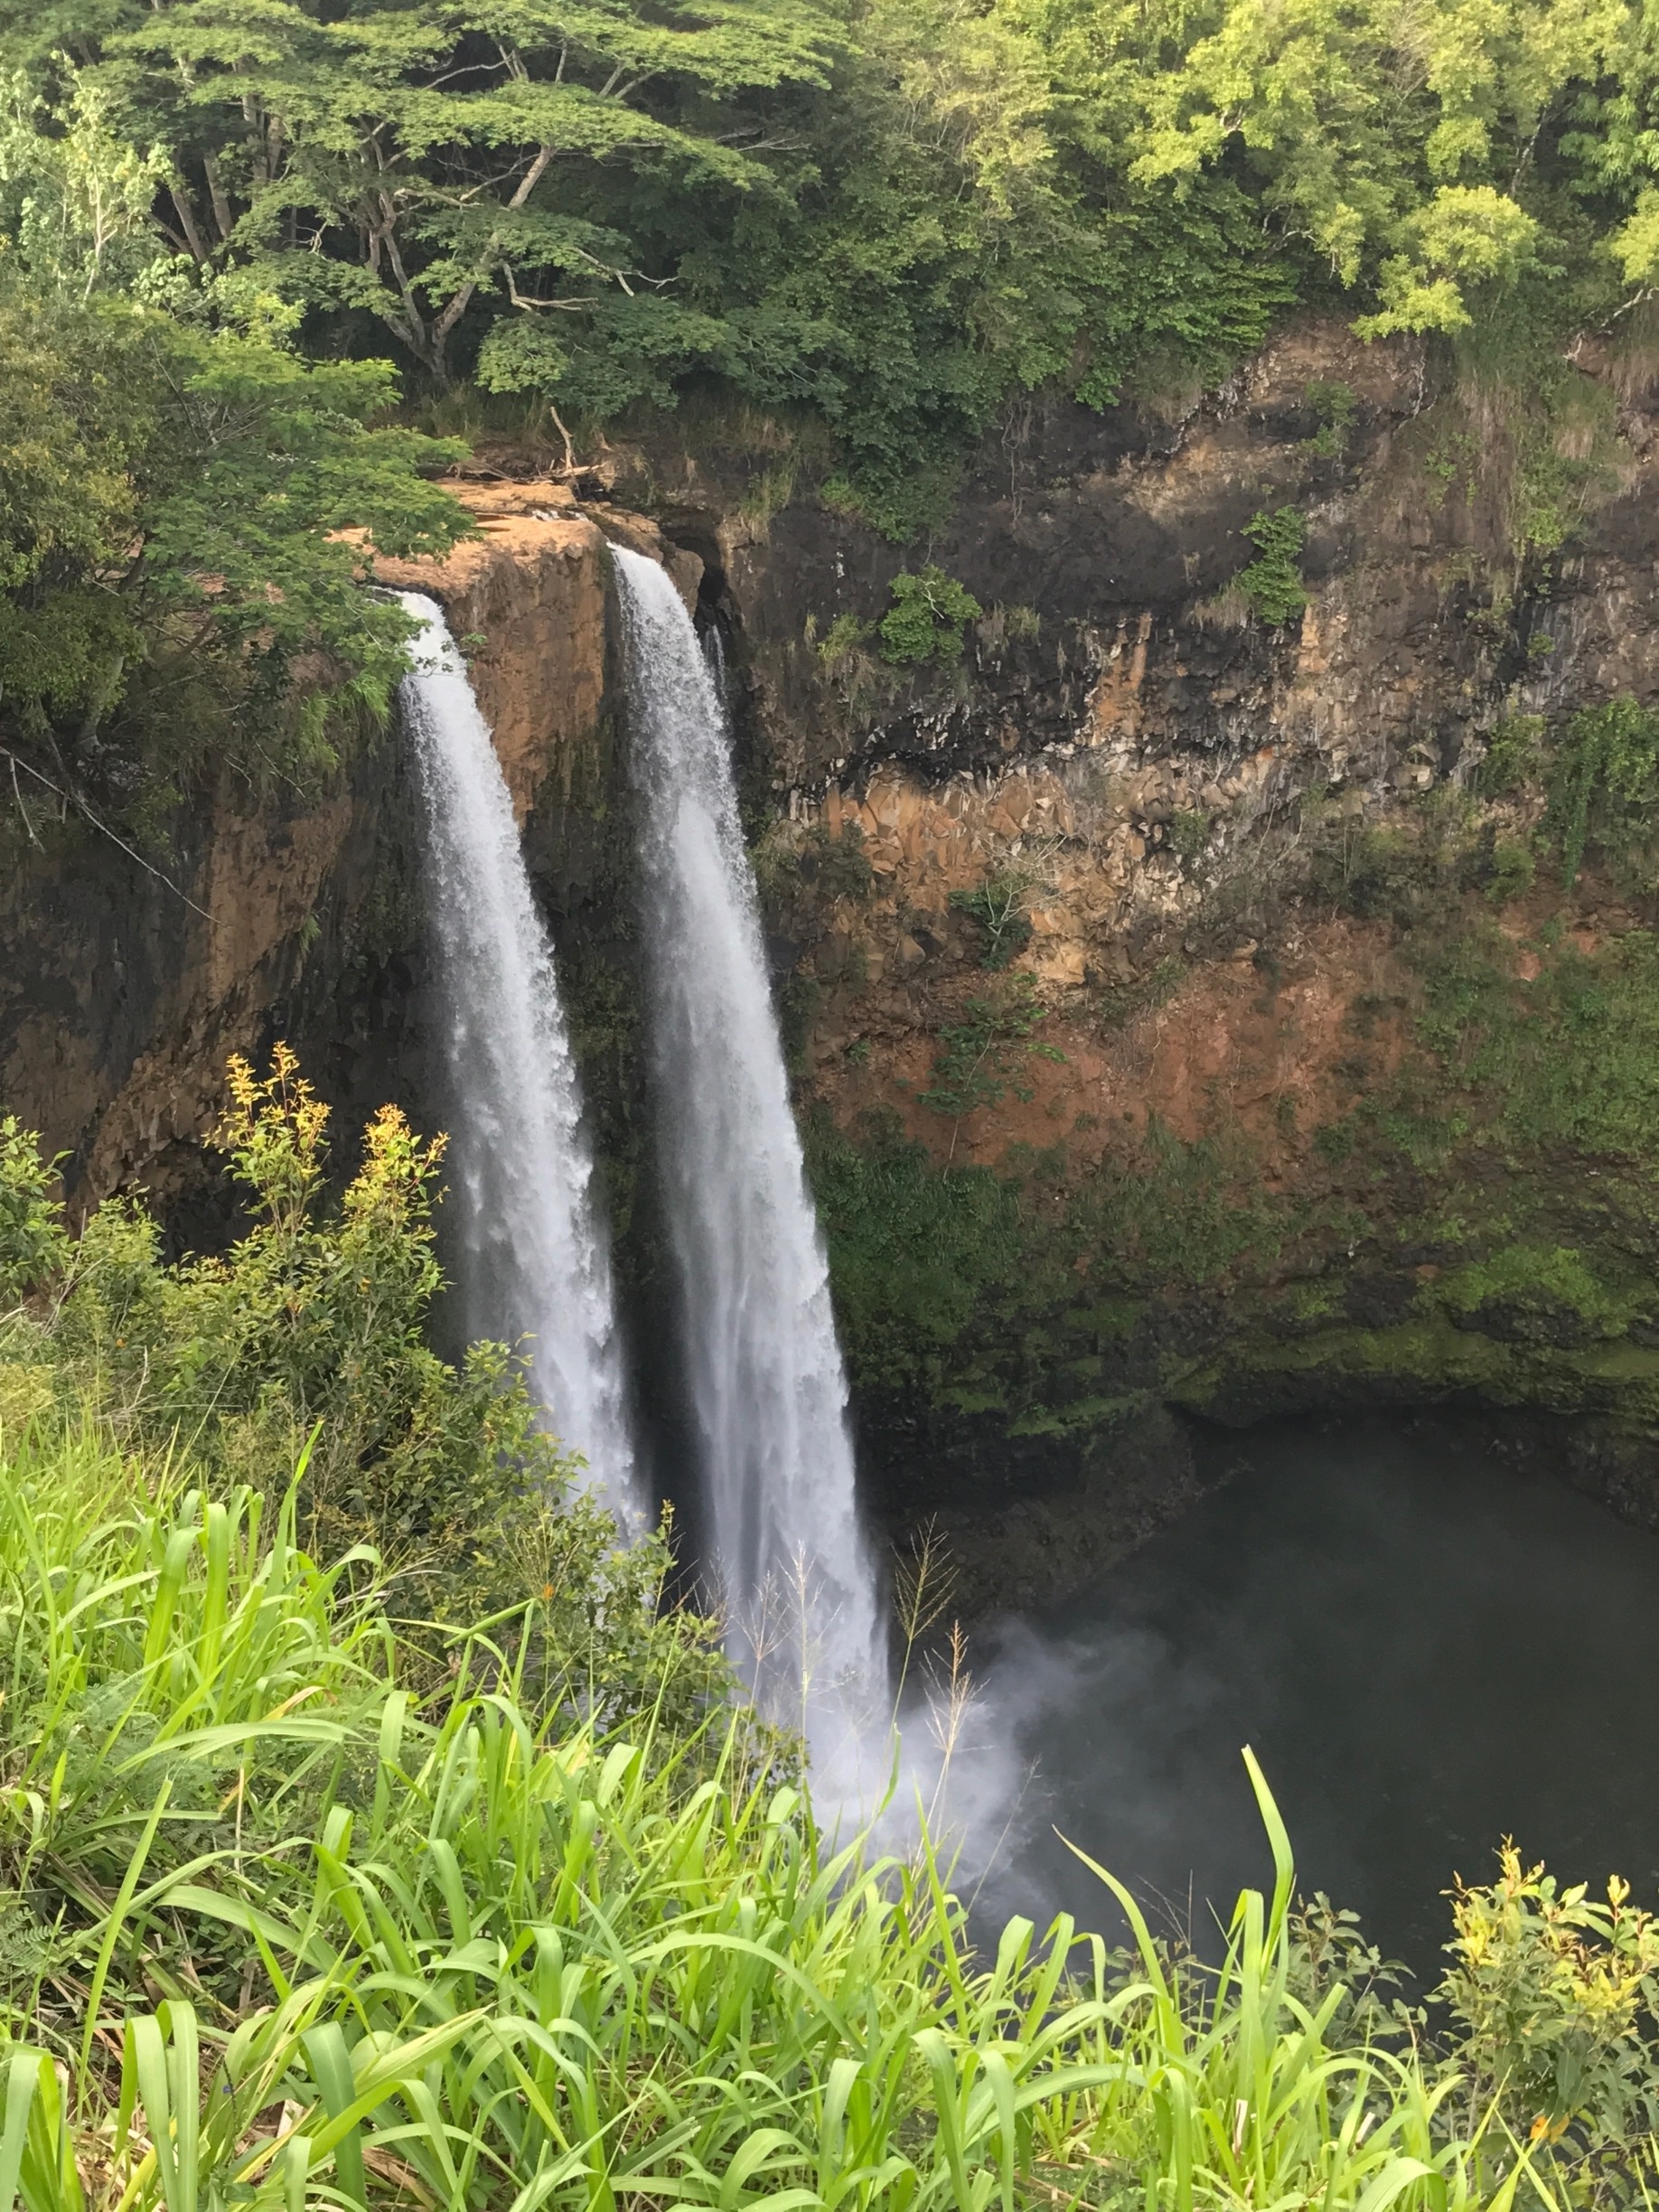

[0,485,635,1227]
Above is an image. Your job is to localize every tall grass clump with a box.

[0,1423,1565,2212]
[2,1055,1657,2212]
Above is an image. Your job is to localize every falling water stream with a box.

[398,591,639,1523]
[613,549,888,1776]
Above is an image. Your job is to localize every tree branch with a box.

[1,748,215,922]
[167,178,211,262]
[431,142,557,351]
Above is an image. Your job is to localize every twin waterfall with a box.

[613,550,886,1761]
[398,594,638,1526]
[400,567,887,1775]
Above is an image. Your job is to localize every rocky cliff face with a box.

[1,483,641,1224]
[10,314,1659,1612]
[545,323,1658,1216]
[653,313,1659,1606]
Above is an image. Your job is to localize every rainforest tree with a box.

[1,0,1656,561]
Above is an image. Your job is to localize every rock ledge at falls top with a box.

[370,482,699,822]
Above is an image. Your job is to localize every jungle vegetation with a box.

[8,1058,1659,2212]
[1,0,1658,792]
[7,4,1659,2198]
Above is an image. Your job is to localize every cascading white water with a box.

[613,549,888,1768]
[398,591,640,1526]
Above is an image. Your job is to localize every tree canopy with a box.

[0,0,1655,792]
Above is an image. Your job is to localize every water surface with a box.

[967,1416,1659,1974]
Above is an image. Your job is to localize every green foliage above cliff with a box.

[0,280,471,808]
[0,95,472,813]
[1,0,1654,539]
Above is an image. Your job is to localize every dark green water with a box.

[968,1416,1659,1978]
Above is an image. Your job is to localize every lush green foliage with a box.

[1442,1850,1659,2164]
[0,1117,67,1306]
[3,0,1655,550]
[0,1050,725,1727]
[1545,699,1659,887]
[810,1106,1278,1428]
[877,567,984,666]
[0,1415,1651,2212]
[1235,507,1309,627]
[0,289,469,808]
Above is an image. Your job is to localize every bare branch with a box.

[167,178,211,262]
[1,748,215,922]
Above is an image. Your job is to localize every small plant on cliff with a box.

[877,566,982,667]
[1168,808,1214,863]
[815,611,869,670]
[1545,697,1659,886]
[1306,380,1358,456]
[1235,507,1308,626]
[801,820,874,900]
[1487,838,1536,903]
[920,976,1064,1157]
[1479,714,1545,796]
[950,867,1036,968]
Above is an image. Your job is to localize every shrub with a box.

[0,1115,66,1306]
[1439,1846,1659,2160]
[1307,379,1358,456]
[815,610,869,669]
[1486,838,1536,903]
[1236,507,1308,626]
[949,869,1036,967]
[919,976,1065,1136]
[877,566,982,666]
[0,1051,727,1711]
[1169,808,1214,862]
[1545,697,1659,886]
[800,820,874,899]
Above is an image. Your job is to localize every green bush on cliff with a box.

[0,108,470,810]
[1235,508,1309,627]
[1479,717,1546,797]
[1546,698,1659,887]
[919,978,1065,1158]
[878,567,983,665]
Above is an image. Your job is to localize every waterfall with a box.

[612,549,887,1772]
[398,591,639,1526]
